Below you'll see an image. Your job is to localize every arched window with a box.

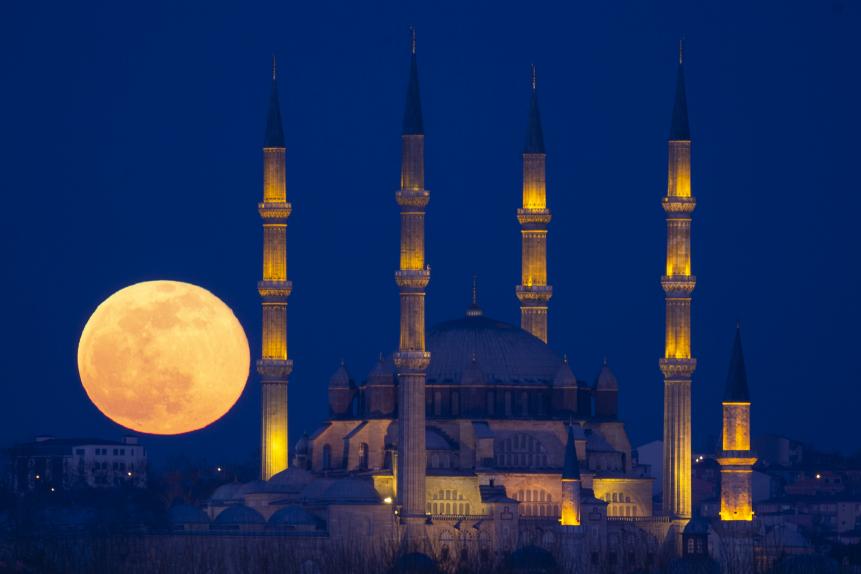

[322,444,331,470]
[494,433,548,469]
[358,443,369,470]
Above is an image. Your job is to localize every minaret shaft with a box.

[258,72,292,480]
[660,114,696,520]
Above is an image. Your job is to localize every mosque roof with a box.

[426,314,561,385]
[318,477,381,504]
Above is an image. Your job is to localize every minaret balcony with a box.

[395,268,430,291]
[258,280,292,300]
[258,201,292,222]
[517,208,552,228]
[660,276,696,296]
[393,351,431,374]
[396,189,430,209]
[257,358,293,380]
[662,196,696,216]
[659,357,697,380]
[516,285,553,305]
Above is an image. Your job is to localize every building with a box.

[178,36,777,572]
[7,435,147,492]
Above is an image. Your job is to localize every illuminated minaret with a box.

[258,58,292,480]
[660,42,696,520]
[718,325,756,521]
[394,29,431,532]
[560,423,582,526]
[516,65,552,343]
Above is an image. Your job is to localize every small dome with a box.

[318,478,380,504]
[268,504,319,527]
[213,505,264,525]
[596,358,618,391]
[169,504,209,525]
[459,355,486,386]
[295,433,310,454]
[367,354,395,386]
[267,467,313,493]
[329,362,351,388]
[553,356,577,388]
[236,479,268,496]
[211,482,243,501]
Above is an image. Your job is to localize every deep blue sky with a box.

[2,1,859,467]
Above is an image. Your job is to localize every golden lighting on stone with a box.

[77,280,250,435]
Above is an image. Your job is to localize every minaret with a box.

[718,325,756,521]
[394,28,431,534]
[258,57,292,480]
[660,42,696,520]
[560,423,582,526]
[516,65,552,343]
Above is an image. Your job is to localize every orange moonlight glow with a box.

[77,281,250,435]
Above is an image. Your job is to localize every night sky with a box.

[3,1,859,468]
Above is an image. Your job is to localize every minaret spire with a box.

[258,60,293,480]
[394,27,431,543]
[718,325,756,522]
[517,64,552,342]
[660,44,696,528]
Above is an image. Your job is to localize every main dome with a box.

[425,315,561,385]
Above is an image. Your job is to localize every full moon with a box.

[77,281,250,435]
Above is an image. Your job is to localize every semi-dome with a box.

[426,315,560,385]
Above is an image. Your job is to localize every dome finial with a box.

[410,26,416,55]
[603,356,608,366]
[531,63,537,92]
[563,353,568,365]
[272,54,277,80]
[466,274,483,317]
[679,37,684,65]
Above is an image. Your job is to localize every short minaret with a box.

[718,325,756,521]
[394,29,431,532]
[660,42,697,520]
[258,58,293,480]
[516,65,552,343]
[560,423,582,526]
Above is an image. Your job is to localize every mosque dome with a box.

[426,315,560,385]
[211,481,243,502]
[213,505,264,525]
[267,467,313,493]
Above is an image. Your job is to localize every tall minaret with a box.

[718,325,756,521]
[258,57,292,480]
[660,42,696,520]
[516,65,552,343]
[394,29,431,533]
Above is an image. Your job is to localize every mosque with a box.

[187,35,758,572]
